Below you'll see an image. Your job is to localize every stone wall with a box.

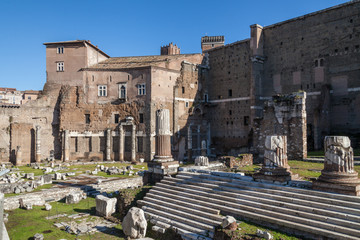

[253,92,307,161]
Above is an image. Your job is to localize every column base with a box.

[147,160,179,183]
[312,181,360,196]
[253,167,292,184]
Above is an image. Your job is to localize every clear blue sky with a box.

[0,0,349,91]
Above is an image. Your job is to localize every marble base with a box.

[253,167,292,184]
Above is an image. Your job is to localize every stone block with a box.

[194,156,209,166]
[65,192,84,204]
[122,207,147,239]
[95,195,117,218]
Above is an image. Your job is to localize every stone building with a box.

[0,1,359,164]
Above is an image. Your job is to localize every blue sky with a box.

[0,0,349,90]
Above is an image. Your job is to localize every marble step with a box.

[149,216,213,240]
[150,186,360,227]
[153,183,360,238]
[178,172,360,204]
[166,177,360,216]
[143,196,223,221]
[148,184,360,240]
[143,207,214,238]
[145,192,220,215]
[138,199,222,226]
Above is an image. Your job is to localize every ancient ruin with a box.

[313,136,360,195]
[253,135,292,183]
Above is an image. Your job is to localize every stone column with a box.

[197,125,201,156]
[119,126,124,162]
[313,136,360,195]
[131,124,136,162]
[0,193,9,240]
[15,146,22,166]
[106,128,111,161]
[253,135,291,183]
[35,125,41,162]
[63,130,70,162]
[187,125,192,161]
[154,109,173,162]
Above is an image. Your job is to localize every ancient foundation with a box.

[148,109,179,182]
[313,136,360,196]
[253,135,292,184]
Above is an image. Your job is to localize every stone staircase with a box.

[138,171,360,240]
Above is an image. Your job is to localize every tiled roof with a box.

[82,53,201,70]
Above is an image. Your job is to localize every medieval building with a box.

[0,1,359,164]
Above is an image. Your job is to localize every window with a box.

[85,114,90,124]
[182,87,185,94]
[229,110,232,115]
[185,101,189,108]
[228,89,232,97]
[244,116,249,126]
[57,46,64,54]
[28,96,31,100]
[57,62,64,71]
[98,85,107,97]
[204,94,208,102]
[114,114,120,124]
[320,59,324,67]
[118,83,126,99]
[137,84,146,95]
[139,113,144,123]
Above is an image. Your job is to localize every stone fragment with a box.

[61,174,67,180]
[54,172,62,180]
[256,229,273,240]
[122,207,147,239]
[40,174,53,184]
[34,233,44,240]
[221,215,237,230]
[45,203,52,211]
[65,192,85,204]
[194,156,209,166]
[95,195,117,218]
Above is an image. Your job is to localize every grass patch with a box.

[6,196,126,240]
[14,165,44,176]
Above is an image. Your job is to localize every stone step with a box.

[149,217,213,240]
[153,183,360,238]
[143,196,222,221]
[150,186,360,227]
[138,199,222,226]
[146,192,220,215]
[166,177,360,216]
[178,171,360,204]
[150,185,360,240]
[143,207,214,238]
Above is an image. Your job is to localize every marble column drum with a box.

[154,109,173,162]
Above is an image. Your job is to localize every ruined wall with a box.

[0,83,61,164]
[261,1,360,149]
[173,62,209,161]
[253,92,307,161]
[205,40,252,155]
[59,85,146,161]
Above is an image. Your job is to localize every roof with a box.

[43,40,110,58]
[0,87,17,92]
[23,90,41,94]
[81,53,202,71]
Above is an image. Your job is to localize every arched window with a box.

[120,85,126,99]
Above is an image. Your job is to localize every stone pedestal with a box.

[313,136,360,196]
[253,135,292,184]
[63,130,70,162]
[106,128,111,161]
[15,146,22,166]
[148,109,178,182]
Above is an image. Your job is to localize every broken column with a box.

[313,136,360,195]
[63,130,69,162]
[253,135,292,184]
[106,128,111,161]
[119,126,124,161]
[15,146,22,166]
[131,124,136,162]
[35,125,41,162]
[148,109,179,182]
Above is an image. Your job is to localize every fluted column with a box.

[131,124,136,162]
[106,128,111,161]
[35,125,41,162]
[154,109,173,162]
[63,130,69,162]
[119,126,124,161]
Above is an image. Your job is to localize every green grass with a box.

[15,165,44,176]
[308,148,360,157]
[6,196,125,240]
